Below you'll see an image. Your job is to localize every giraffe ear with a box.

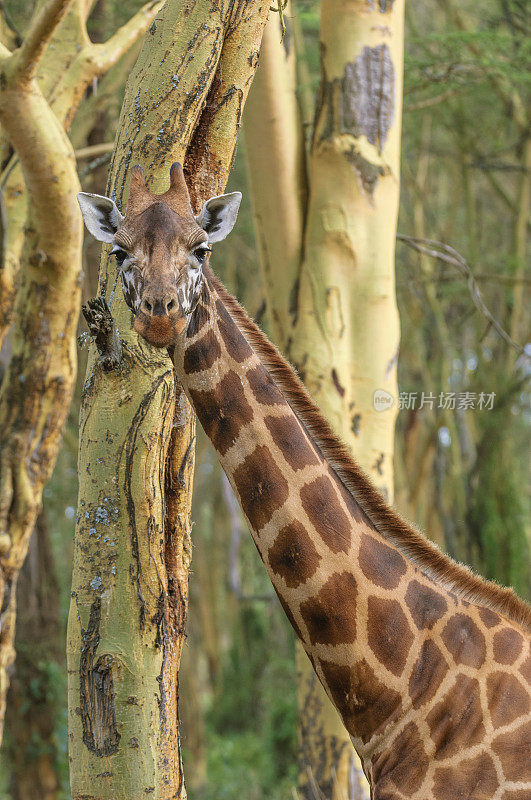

[77,192,125,243]
[195,192,242,244]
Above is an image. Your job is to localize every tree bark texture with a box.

[67,1,269,798]
[0,0,163,347]
[244,1,404,796]
[0,3,83,738]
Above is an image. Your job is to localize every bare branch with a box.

[12,0,75,82]
[90,0,164,74]
[397,235,526,355]
[404,88,460,112]
[75,142,114,160]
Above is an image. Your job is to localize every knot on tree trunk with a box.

[82,296,123,372]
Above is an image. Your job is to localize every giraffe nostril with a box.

[166,298,176,313]
[144,299,153,314]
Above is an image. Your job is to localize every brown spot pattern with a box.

[319,658,402,743]
[405,580,448,630]
[300,476,351,554]
[358,534,407,589]
[427,674,485,759]
[186,302,209,338]
[189,370,253,456]
[232,445,289,532]
[300,571,357,645]
[367,596,414,676]
[519,654,531,685]
[492,720,531,782]
[268,522,321,588]
[432,752,498,800]
[247,365,287,407]
[477,606,501,628]
[408,639,449,709]
[486,671,530,729]
[372,722,428,796]
[330,473,366,524]
[183,328,221,373]
[493,627,523,665]
[264,414,320,471]
[215,299,254,363]
[441,613,486,668]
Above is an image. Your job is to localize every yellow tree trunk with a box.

[244,1,404,796]
[0,0,163,346]
[0,0,83,741]
[66,2,269,798]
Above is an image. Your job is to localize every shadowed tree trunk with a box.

[244,1,404,796]
[66,1,269,798]
[5,511,62,800]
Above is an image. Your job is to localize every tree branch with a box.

[90,0,164,74]
[11,0,75,82]
[75,142,114,159]
[397,234,526,354]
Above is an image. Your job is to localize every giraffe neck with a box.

[172,271,531,796]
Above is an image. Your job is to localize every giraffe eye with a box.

[193,245,211,263]
[111,246,128,266]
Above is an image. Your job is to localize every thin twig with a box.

[270,0,288,39]
[404,87,460,111]
[75,142,114,160]
[397,235,526,355]
[79,152,112,179]
[397,273,531,286]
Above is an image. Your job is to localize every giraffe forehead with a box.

[118,201,206,255]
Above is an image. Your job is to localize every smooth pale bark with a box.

[67,1,269,798]
[244,1,404,796]
[0,0,163,347]
[0,2,83,739]
[243,11,307,345]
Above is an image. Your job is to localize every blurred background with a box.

[0,0,529,798]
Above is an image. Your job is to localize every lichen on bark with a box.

[67,1,269,798]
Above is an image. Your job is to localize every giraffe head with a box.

[77,163,241,347]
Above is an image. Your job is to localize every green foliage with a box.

[191,604,298,799]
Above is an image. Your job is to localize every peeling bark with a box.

[79,597,121,757]
[316,45,395,153]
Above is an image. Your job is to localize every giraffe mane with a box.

[206,267,531,633]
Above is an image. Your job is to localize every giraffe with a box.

[78,164,531,799]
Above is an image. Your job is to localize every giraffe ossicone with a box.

[78,165,531,800]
